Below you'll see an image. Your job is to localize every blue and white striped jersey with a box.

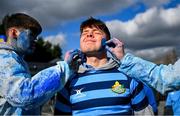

[55,67,150,115]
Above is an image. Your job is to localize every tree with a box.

[24,37,63,62]
[0,24,5,35]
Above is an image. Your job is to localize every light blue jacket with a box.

[0,43,70,115]
[120,53,180,94]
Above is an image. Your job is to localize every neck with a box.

[86,52,108,68]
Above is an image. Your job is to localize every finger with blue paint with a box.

[65,49,86,71]
[103,38,124,64]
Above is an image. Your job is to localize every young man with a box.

[105,38,180,94]
[54,17,155,115]
[0,13,72,115]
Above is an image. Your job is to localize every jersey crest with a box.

[112,81,126,94]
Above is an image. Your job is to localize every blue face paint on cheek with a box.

[98,38,106,52]
[101,38,106,47]
[18,32,30,49]
[16,30,33,54]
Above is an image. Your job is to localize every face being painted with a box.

[15,29,36,54]
[80,26,107,55]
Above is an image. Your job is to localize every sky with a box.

[1,0,180,61]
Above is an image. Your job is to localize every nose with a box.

[87,34,93,37]
[87,31,93,37]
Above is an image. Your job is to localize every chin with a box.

[84,50,99,56]
[82,49,94,53]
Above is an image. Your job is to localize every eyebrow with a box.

[82,28,102,32]
[82,30,89,33]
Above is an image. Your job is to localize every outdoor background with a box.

[1,0,180,115]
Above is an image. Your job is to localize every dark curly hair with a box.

[2,13,42,36]
[80,17,111,40]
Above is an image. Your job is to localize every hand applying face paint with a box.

[64,49,85,72]
[101,38,124,64]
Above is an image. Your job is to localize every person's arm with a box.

[0,51,72,109]
[130,79,154,115]
[120,53,180,94]
[106,38,180,94]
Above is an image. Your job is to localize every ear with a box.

[8,28,19,39]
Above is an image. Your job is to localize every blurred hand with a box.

[106,38,125,60]
[64,49,84,72]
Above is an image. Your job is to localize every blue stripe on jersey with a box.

[71,72,129,87]
[132,89,146,104]
[131,80,144,98]
[130,79,138,93]
[55,100,71,112]
[71,80,130,95]
[77,68,120,77]
[72,97,131,110]
[70,88,130,104]
[73,105,132,115]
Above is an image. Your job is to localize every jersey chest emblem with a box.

[111,81,126,94]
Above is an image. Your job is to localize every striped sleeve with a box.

[54,81,72,115]
[130,79,149,111]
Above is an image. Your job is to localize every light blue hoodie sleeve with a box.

[119,53,180,94]
[0,50,71,109]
